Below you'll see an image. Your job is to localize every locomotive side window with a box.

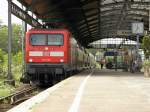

[48,34,63,46]
[30,34,47,45]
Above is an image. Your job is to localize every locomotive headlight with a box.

[29,59,33,62]
[60,59,64,62]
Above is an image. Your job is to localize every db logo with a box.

[45,47,48,50]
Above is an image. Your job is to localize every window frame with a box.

[29,33,64,46]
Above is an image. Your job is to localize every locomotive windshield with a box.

[30,34,47,45]
[48,34,63,46]
[30,34,64,46]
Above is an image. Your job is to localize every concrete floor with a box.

[31,69,150,112]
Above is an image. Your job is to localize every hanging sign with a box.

[132,22,144,34]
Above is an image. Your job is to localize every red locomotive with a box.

[23,28,95,85]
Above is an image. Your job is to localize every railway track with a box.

[0,85,40,112]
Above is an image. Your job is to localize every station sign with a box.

[132,22,144,34]
[11,2,42,27]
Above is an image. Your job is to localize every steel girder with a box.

[11,1,42,27]
[15,0,150,47]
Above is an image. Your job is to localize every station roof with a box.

[17,0,150,47]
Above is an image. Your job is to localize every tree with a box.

[0,18,2,25]
[12,24,23,53]
[0,25,8,52]
[0,23,23,53]
[142,35,150,59]
[0,48,4,73]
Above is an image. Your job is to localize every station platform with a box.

[8,69,150,112]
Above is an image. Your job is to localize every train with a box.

[22,28,96,85]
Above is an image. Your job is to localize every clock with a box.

[132,22,144,34]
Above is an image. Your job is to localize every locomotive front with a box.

[25,29,70,85]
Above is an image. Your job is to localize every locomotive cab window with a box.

[48,34,63,46]
[30,34,64,46]
[30,34,47,45]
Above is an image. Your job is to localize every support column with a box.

[21,6,27,76]
[136,34,140,60]
[5,0,15,85]
[149,9,150,31]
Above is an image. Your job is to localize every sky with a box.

[0,0,23,25]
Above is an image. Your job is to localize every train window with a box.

[48,34,64,46]
[30,34,63,46]
[30,34,47,45]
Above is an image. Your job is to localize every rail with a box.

[0,86,37,104]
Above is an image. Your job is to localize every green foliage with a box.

[0,52,23,81]
[12,24,23,53]
[12,52,23,82]
[0,25,8,52]
[142,35,150,59]
[0,23,23,53]
[106,56,114,62]
[0,83,15,97]
[0,49,4,62]
[0,52,23,97]
[0,21,23,96]
[12,51,23,65]
[2,54,8,77]
[143,60,150,67]
[0,49,4,73]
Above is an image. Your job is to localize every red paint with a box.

[25,29,70,63]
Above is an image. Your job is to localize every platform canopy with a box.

[15,0,150,47]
